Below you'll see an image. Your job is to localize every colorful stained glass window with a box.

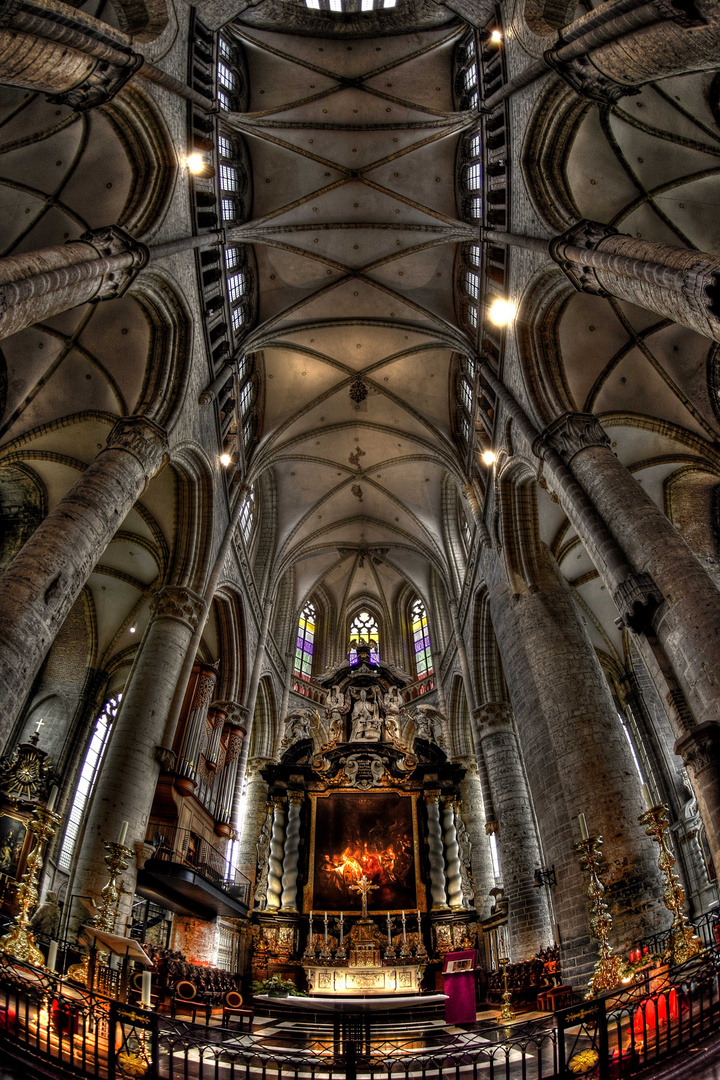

[349,610,380,664]
[294,601,316,679]
[411,598,433,678]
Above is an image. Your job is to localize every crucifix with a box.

[349,874,378,919]
[35,718,45,734]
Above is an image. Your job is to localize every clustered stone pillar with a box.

[473,702,554,960]
[265,797,287,913]
[424,791,449,911]
[0,226,148,341]
[69,583,206,934]
[280,792,304,913]
[0,416,168,750]
[539,412,720,871]
[486,542,665,985]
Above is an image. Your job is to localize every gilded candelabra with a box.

[575,835,626,998]
[0,804,62,965]
[640,803,702,965]
[67,838,134,983]
[497,957,515,1023]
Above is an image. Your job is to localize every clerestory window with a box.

[294,601,317,680]
[349,610,380,664]
[410,598,433,678]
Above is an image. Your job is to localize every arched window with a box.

[239,486,255,545]
[410,599,433,679]
[294,601,316,680]
[349,610,380,664]
[57,694,121,872]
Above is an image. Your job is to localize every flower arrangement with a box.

[251,975,307,997]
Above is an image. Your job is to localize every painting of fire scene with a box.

[310,791,418,911]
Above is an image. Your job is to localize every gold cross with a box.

[349,874,378,918]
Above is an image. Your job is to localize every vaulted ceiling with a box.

[231,23,474,619]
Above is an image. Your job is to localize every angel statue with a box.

[382,686,404,742]
[412,703,447,747]
[280,708,314,748]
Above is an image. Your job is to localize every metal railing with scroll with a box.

[147,820,251,904]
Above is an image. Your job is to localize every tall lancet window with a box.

[239,485,254,545]
[411,598,434,678]
[349,610,380,664]
[57,694,122,872]
[294,601,316,680]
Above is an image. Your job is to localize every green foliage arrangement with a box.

[251,975,307,997]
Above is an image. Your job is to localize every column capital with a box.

[612,572,664,633]
[287,790,304,806]
[81,225,149,300]
[544,51,638,106]
[423,789,441,804]
[48,54,143,114]
[473,701,513,735]
[150,586,205,630]
[535,412,610,465]
[211,700,249,731]
[548,218,619,295]
[675,723,720,777]
[104,415,168,474]
[272,795,286,810]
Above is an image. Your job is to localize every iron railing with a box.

[146,820,251,905]
[1,945,719,1080]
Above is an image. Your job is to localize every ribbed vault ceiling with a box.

[231,23,473,613]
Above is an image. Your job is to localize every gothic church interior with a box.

[1,0,720,1071]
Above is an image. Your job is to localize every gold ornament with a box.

[640,803,702,965]
[91,840,134,933]
[497,956,515,1023]
[568,1049,599,1074]
[575,835,627,998]
[0,804,62,965]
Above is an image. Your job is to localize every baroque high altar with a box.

[251,642,478,995]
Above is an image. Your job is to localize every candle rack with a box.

[575,834,626,998]
[640,803,702,965]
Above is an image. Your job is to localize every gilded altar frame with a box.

[303,789,424,914]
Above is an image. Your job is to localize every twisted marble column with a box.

[280,792,304,912]
[265,797,286,912]
[424,791,448,911]
[442,797,465,910]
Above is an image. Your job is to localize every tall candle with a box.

[641,784,653,810]
[46,785,58,813]
[578,813,589,841]
[339,913,344,945]
[401,910,407,942]
[324,911,328,944]
[141,970,152,1007]
[386,911,391,938]
[47,940,58,972]
[117,820,129,846]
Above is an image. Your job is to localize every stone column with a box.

[0,226,148,341]
[235,757,272,887]
[442,796,464,910]
[486,546,665,986]
[230,604,273,832]
[0,416,168,752]
[455,757,495,919]
[280,791,304,913]
[69,584,206,935]
[211,702,247,836]
[424,791,448,911]
[539,412,720,870]
[473,703,554,960]
[265,797,286,913]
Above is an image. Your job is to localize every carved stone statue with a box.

[455,811,475,908]
[253,811,272,910]
[281,708,314,747]
[413,703,446,747]
[326,686,348,743]
[350,689,382,742]
[382,686,403,742]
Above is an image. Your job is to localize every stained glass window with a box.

[349,610,380,664]
[58,695,121,871]
[294,601,316,679]
[411,598,433,678]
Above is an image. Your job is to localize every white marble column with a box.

[280,791,304,912]
[265,796,286,912]
[442,796,465,910]
[424,791,448,911]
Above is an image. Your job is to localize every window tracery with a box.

[239,486,255,546]
[57,694,121,872]
[294,601,317,680]
[349,610,380,663]
[410,598,433,679]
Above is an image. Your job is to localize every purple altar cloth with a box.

[442,949,477,1024]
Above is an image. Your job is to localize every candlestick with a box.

[575,834,626,997]
[0,804,62,966]
[578,813,589,841]
[141,970,152,1007]
[117,820,129,846]
[46,786,58,813]
[384,911,396,961]
[324,911,328,945]
[401,910,407,942]
[641,784,653,810]
[640,802,702,964]
[47,940,58,972]
[497,957,515,1024]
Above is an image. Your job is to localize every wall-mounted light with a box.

[481,449,497,466]
[220,453,232,467]
[129,627,136,634]
[490,28,503,43]
[185,153,205,174]
[488,298,516,327]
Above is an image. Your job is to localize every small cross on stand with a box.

[35,718,45,734]
[349,874,378,920]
